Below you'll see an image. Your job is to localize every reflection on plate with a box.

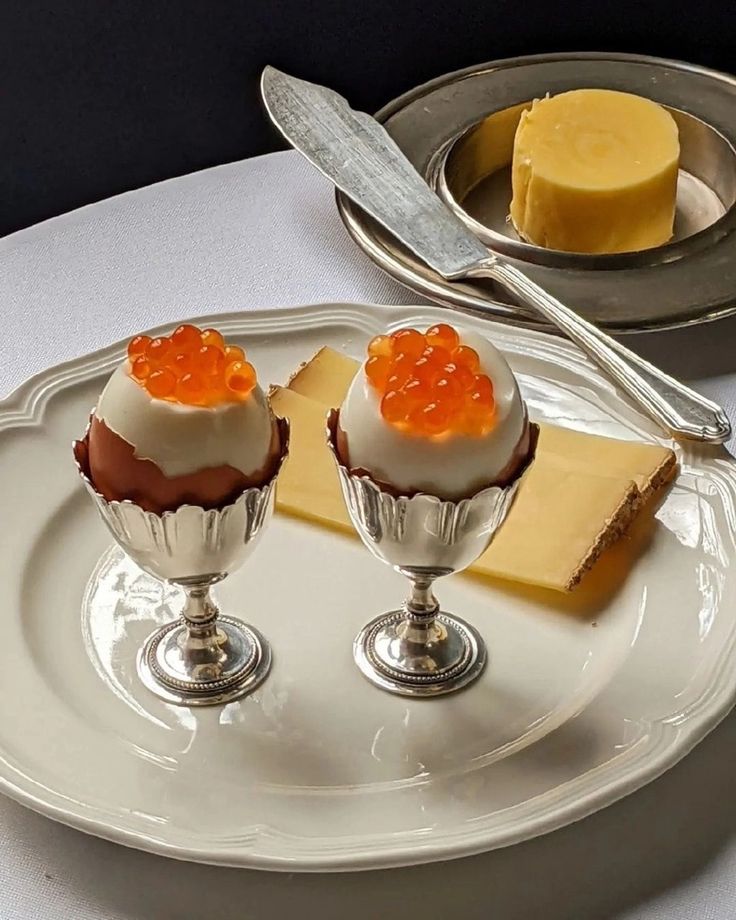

[1,302,735,870]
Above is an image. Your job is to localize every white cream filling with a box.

[340,330,527,499]
[96,364,274,478]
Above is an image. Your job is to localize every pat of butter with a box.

[272,348,676,592]
[510,89,680,253]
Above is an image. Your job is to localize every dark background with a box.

[1,0,734,237]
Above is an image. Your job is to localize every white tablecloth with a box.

[1,150,736,920]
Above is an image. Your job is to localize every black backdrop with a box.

[1,0,734,237]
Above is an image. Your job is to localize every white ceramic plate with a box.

[1,302,734,872]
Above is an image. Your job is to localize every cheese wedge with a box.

[510,89,680,253]
[271,384,652,592]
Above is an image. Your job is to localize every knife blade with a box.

[261,65,490,279]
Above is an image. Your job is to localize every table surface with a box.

[1,150,736,920]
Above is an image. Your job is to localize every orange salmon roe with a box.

[125,324,257,406]
[127,335,151,360]
[366,325,496,438]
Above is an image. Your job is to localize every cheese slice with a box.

[273,347,676,592]
[270,386,352,532]
[474,454,637,590]
[510,89,680,253]
[288,347,676,498]
[288,346,359,406]
[271,385,644,592]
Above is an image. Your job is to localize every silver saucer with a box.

[337,52,736,332]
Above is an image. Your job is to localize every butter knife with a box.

[261,65,731,444]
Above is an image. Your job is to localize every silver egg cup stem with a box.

[137,576,271,707]
[354,570,486,697]
[328,410,536,699]
[74,416,289,707]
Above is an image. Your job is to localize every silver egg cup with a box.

[328,410,536,698]
[74,417,289,706]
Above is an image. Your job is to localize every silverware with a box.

[261,65,732,445]
[74,417,289,706]
[327,411,535,697]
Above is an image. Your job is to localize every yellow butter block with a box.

[446,102,531,192]
[510,89,680,253]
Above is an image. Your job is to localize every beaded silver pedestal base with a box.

[354,606,486,698]
[139,611,271,706]
[137,579,272,706]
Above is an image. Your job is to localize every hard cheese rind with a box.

[271,348,676,591]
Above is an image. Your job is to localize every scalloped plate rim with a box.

[0,301,732,872]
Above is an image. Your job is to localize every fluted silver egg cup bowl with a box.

[74,416,289,706]
[328,411,535,698]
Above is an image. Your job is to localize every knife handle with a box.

[464,258,731,444]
